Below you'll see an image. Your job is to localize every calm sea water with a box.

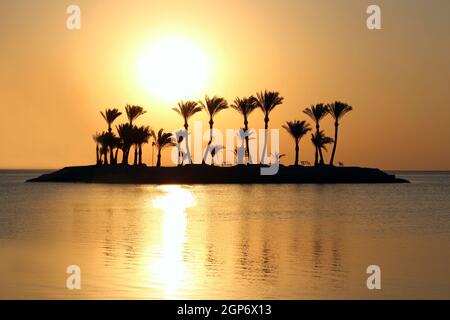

[0,170,449,299]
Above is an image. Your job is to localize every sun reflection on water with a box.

[151,185,196,297]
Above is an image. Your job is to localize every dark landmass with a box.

[27,165,409,184]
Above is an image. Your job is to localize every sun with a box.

[137,37,210,103]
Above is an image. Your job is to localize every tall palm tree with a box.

[93,131,115,165]
[116,123,135,165]
[151,129,176,167]
[326,101,353,166]
[253,90,284,164]
[92,133,102,165]
[100,108,122,133]
[311,130,334,164]
[125,105,146,126]
[231,97,257,164]
[134,126,151,165]
[124,105,146,164]
[172,101,202,164]
[199,95,228,164]
[303,103,329,166]
[282,120,311,166]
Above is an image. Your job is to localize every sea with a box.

[0,170,449,299]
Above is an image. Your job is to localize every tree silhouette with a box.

[253,91,284,164]
[172,101,202,164]
[199,95,228,164]
[231,97,257,164]
[311,130,334,163]
[116,123,135,165]
[326,101,353,166]
[134,126,151,165]
[303,103,329,166]
[282,120,311,166]
[93,131,116,165]
[100,108,122,133]
[125,105,146,126]
[151,129,176,167]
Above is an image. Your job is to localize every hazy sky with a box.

[0,0,449,169]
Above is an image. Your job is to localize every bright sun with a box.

[138,37,210,103]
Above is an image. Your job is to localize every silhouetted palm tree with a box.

[100,108,122,133]
[253,91,284,164]
[231,97,257,164]
[172,101,202,164]
[112,136,122,164]
[326,101,353,166]
[311,130,334,164]
[124,105,146,165]
[303,103,329,166]
[151,129,176,167]
[282,120,311,166]
[199,95,228,164]
[116,123,135,165]
[92,133,102,165]
[125,105,146,126]
[134,126,151,165]
[93,131,116,165]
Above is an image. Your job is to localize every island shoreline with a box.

[27,165,410,184]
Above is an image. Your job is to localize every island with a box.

[27,165,409,184]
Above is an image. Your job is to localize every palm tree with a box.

[172,101,202,164]
[116,123,135,165]
[199,95,228,164]
[282,120,311,166]
[311,130,334,164]
[124,105,146,165]
[93,131,115,165]
[151,129,176,167]
[125,105,146,126]
[303,103,329,166]
[253,90,284,164]
[100,108,122,133]
[326,101,353,166]
[92,133,102,165]
[134,126,151,165]
[231,97,257,164]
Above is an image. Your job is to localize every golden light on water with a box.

[137,37,210,103]
[151,185,196,297]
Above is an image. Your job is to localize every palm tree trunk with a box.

[315,123,320,167]
[156,150,162,167]
[330,122,339,166]
[103,150,108,165]
[114,148,119,163]
[260,116,269,164]
[244,116,252,164]
[122,147,129,165]
[184,123,192,164]
[133,145,138,165]
[295,139,299,166]
[203,119,213,164]
[319,147,325,165]
[138,145,143,165]
[109,146,115,165]
[96,145,100,165]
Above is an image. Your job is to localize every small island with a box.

[28,164,408,184]
[27,91,409,184]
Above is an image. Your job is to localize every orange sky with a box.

[0,0,449,170]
